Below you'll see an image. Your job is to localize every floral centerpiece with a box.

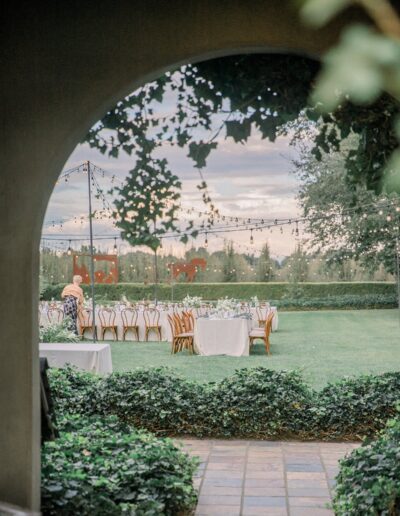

[183,295,203,308]
[251,295,260,307]
[216,297,237,313]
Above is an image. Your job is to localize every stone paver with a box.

[178,439,359,516]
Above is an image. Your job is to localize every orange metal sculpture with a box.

[168,258,206,282]
[73,254,119,284]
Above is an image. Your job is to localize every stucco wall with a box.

[0,0,364,508]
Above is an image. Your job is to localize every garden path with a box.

[178,439,360,516]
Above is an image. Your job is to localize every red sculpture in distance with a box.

[168,258,206,282]
[73,254,119,284]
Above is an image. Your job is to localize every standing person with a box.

[61,275,84,335]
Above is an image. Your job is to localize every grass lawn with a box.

[107,309,400,389]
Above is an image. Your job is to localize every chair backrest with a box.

[172,312,185,334]
[264,311,275,338]
[47,307,64,325]
[182,310,194,332]
[78,308,93,327]
[98,308,116,327]
[256,306,270,321]
[167,314,177,338]
[143,308,160,326]
[121,308,138,327]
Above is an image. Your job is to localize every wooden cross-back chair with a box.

[249,311,274,355]
[181,310,194,332]
[121,308,140,341]
[78,308,96,339]
[256,306,270,328]
[167,313,194,354]
[98,307,118,341]
[47,307,64,325]
[143,308,162,341]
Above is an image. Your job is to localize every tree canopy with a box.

[84,44,398,251]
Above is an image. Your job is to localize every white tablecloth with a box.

[39,343,113,374]
[194,318,252,356]
[39,304,279,342]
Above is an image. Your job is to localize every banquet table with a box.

[39,303,279,342]
[194,318,252,356]
[39,343,112,374]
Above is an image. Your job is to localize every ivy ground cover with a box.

[108,309,400,389]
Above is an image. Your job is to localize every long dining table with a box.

[39,303,279,342]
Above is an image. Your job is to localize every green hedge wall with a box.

[42,281,397,302]
[49,366,400,441]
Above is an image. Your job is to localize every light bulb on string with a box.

[250,229,254,245]
[67,240,72,256]
[113,238,118,255]
[204,233,208,248]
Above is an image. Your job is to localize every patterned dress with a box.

[63,295,78,335]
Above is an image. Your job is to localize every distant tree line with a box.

[40,240,393,285]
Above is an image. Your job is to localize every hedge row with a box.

[42,414,197,515]
[333,417,400,515]
[49,366,400,440]
[42,281,398,305]
[277,294,397,310]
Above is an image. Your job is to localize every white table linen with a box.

[39,303,279,341]
[39,343,112,374]
[194,318,252,356]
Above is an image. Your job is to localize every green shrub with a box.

[207,368,314,438]
[41,281,397,302]
[313,373,400,439]
[42,414,198,515]
[96,368,210,436]
[48,366,99,416]
[333,417,400,515]
[39,319,79,343]
[48,366,400,440]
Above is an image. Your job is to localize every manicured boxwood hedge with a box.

[42,282,397,310]
[42,414,198,515]
[333,416,400,515]
[48,366,400,440]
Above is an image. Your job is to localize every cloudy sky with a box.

[43,113,304,259]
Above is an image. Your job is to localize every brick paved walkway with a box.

[179,439,359,516]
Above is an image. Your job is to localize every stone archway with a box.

[0,1,366,508]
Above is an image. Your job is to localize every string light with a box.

[67,240,72,256]
[113,238,118,255]
[204,233,208,248]
[250,229,254,245]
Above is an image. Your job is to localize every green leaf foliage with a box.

[333,416,400,515]
[49,366,400,440]
[42,414,198,515]
[41,281,397,305]
[39,319,79,343]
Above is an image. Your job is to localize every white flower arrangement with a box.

[251,295,260,307]
[183,295,203,308]
[216,296,237,312]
